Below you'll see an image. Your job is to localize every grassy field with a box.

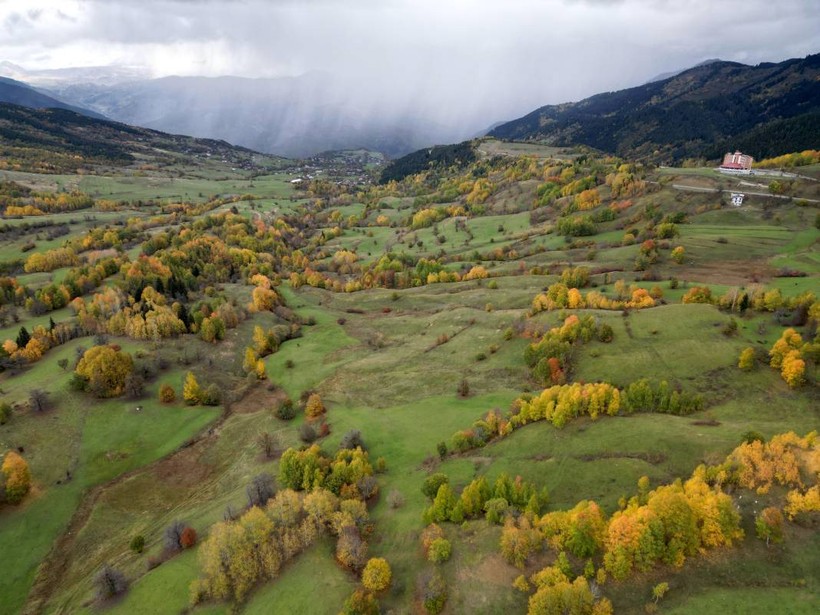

[0,148,817,615]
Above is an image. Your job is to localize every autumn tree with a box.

[159,383,176,403]
[755,507,784,546]
[428,538,452,563]
[362,557,392,593]
[305,393,325,419]
[183,372,202,405]
[1,451,31,504]
[75,346,134,397]
[341,589,380,615]
[738,347,756,371]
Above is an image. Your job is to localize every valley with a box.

[0,125,817,615]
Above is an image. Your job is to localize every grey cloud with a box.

[0,0,817,140]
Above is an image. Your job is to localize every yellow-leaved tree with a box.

[1,450,31,504]
[75,345,134,398]
[361,557,392,593]
[183,372,202,405]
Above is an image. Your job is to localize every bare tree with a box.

[246,473,275,507]
[94,565,128,601]
[164,520,186,552]
[29,389,49,413]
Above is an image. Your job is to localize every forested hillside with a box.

[489,54,820,162]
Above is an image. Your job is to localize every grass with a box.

[1,153,817,615]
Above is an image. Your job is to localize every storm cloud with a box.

[1,0,818,136]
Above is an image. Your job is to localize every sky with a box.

[1,0,819,128]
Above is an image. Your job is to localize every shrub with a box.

[420,570,447,614]
[598,324,614,343]
[275,397,296,420]
[299,421,318,443]
[362,557,392,593]
[387,489,405,509]
[341,589,379,615]
[159,384,176,403]
[0,402,11,425]
[201,384,221,406]
[340,429,366,451]
[422,474,449,500]
[180,526,198,549]
[129,535,145,554]
[738,347,756,371]
[484,498,510,524]
[428,538,452,563]
[457,378,470,398]
[94,565,128,601]
[29,389,50,413]
[305,393,325,419]
[436,441,448,460]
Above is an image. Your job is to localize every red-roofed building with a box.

[719,151,754,174]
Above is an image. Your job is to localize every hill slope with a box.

[0,102,283,174]
[488,53,820,161]
[0,77,105,120]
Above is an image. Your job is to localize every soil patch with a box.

[576,451,667,465]
[232,383,285,414]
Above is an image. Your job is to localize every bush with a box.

[0,402,11,425]
[129,535,145,554]
[94,565,128,601]
[362,557,392,593]
[484,498,510,524]
[341,589,379,615]
[299,421,318,443]
[436,441,448,460]
[180,526,197,549]
[201,384,221,406]
[428,538,452,563]
[598,324,614,343]
[305,393,325,418]
[29,389,49,413]
[457,378,470,398]
[420,570,447,614]
[159,384,176,403]
[387,489,405,509]
[340,429,366,451]
[422,473,449,500]
[275,397,296,420]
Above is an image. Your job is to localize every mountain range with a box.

[0,77,105,120]
[1,66,468,159]
[488,53,820,161]
[1,53,818,162]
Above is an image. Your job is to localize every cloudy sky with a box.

[1,0,818,127]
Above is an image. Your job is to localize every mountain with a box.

[488,53,820,161]
[0,61,149,89]
[644,58,722,84]
[33,72,468,159]
[0,77,106,120]
[0,102,284,174]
